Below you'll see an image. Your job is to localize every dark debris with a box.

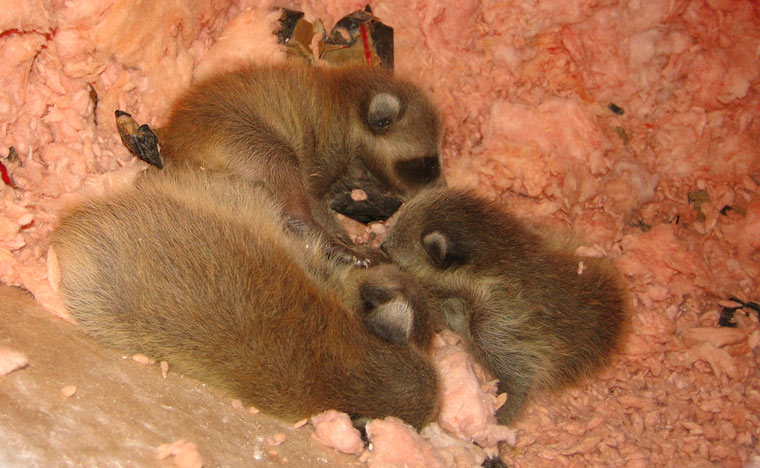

[115,110,163,169]
[719,297,760,327]
[608,103,625,115]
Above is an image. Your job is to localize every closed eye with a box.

[393,155,440,187]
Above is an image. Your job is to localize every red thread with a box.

[0,160,11,187]
[360,23,373,67]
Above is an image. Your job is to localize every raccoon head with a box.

[381,188,519,275]
[345,68,444,199]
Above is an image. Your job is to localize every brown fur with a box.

[381,188,628,425]
[158,63,443,262]
[52,169,439,429]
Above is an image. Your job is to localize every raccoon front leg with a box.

[282,205,379,268]
[262,162,373,267]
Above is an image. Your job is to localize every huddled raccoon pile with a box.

[53,62,627,431]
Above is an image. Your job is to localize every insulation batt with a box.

[310,410,365,455]
[1,0,759,467]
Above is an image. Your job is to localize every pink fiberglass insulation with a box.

[1,0,759,466]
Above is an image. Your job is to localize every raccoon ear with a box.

[359,284,413,345]
[422,230,448,267]
[422,230,464,269]
[367,92,401,134]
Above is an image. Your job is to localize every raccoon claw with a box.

[326,240,373,268]
[115,110,164,169]
[355,257,372,268]
[332,238,392,268]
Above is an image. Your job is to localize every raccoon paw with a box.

[326,237,387,268]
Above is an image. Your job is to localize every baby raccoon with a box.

[380,188,628,425]
[158,63,443,264]
[52,169,438,429]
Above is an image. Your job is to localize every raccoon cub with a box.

[157,63,443,265]
[380,188,627,425]
[52,169,438,429]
